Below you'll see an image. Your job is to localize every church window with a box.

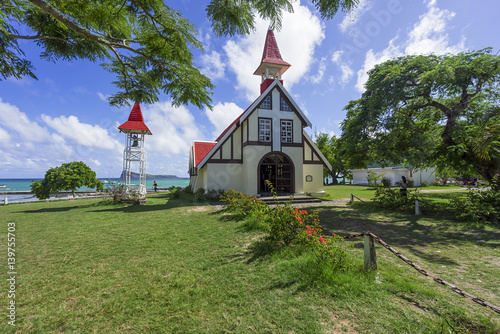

[280,97,291,111]
[280,120,293,143]
[260,96,271,109]
[259,118,272,142]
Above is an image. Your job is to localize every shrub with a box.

[367,171,385,188]
[220,186,351,271]
[372,188,418,211]
[450,190,500,225]
[205,189,220,201]
[220,189,264,215]
[381,177,391,188]
[194,187,206,201]
[184,185,193,194]
[171,187,181,199]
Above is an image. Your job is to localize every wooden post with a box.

[350,193,354,204]
[364,234,377,271]
[415,199,421,216]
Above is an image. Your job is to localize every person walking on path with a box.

[153,181,158,193]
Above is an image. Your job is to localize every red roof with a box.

[253,29,291,75]
[118,103,152,135]
[194,141,216,167]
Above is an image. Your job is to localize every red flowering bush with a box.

[220,186,351,270]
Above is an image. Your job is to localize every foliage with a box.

[450,189,500,225]
[184,185,193,194]
[381,176,392,188]
[171,187,181,199]
[194,187,206,201]
[207,0,359,36]
[221,183,351,270]
[1,0,359,107]
[341,49,500,190]
[30,161,102,199]
[314,132,346,184]
[220,189,264,215]
[372,187,419,211]
[366,171,385,188]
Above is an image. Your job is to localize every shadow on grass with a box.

[298,204,500,263]
[23,193,216,214]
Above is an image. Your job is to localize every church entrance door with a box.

[258,152,294,194]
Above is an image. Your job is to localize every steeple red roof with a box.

[118,103,152,135]
[253,29,291,76]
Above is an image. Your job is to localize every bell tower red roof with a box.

[118,103,152,135]
[253,29,291,76]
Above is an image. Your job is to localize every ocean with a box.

[0,178,189,204]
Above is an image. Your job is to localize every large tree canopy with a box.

[341,49,500,190]
[30,161,103,199]
[1,0,358,108]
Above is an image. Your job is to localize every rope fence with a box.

[339,232,500,315]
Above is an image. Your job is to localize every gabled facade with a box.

[189,30,331,195]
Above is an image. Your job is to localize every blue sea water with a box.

[0,178,189,204]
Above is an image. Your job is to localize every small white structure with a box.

[351,167,436,187]
[118,103,152,198]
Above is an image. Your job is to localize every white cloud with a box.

[201,51,226,80]
[338,0,373,32]
[141,102,203,157]
[308,57,327,84]
[97,92,110,102]
[331,51,354,84]
[41,114,122,150]
[355,0,466,92]
[223,0,324,101]
[206,102,244,138]
[0,126,11,142]
[0,98,52,142]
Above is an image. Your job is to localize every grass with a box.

[317,184,468,202]
[1,191,499,333]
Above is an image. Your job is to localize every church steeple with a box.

[254,29,291,94]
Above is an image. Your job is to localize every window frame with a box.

[280,119,293,143]
[258,117,272,143]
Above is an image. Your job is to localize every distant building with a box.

[188,29,331,195]
[351,166,436,187]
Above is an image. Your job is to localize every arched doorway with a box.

[258,152,294,194]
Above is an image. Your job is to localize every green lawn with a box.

[1,192,499,333]
[319,184,468,202]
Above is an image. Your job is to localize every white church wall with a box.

[303,164,324,193]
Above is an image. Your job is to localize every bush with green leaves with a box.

[381,177,391,188]
[220,189,264,214]
[367,171,385,188]
[171,187,181,199]
[220,186,351,270]
[450,190,500,225]
[194,187,206,201]
[372,188,418,211]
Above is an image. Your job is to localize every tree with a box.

[30,161,103,199]
[315,132,346,185]
[1,0,358,108]
[341,49,500,190]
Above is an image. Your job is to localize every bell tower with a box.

[253,29,291,94]
[118,103,152,200]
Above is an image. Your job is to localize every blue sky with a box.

[0,0,497,178]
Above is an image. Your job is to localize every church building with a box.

[189,29,331,195]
